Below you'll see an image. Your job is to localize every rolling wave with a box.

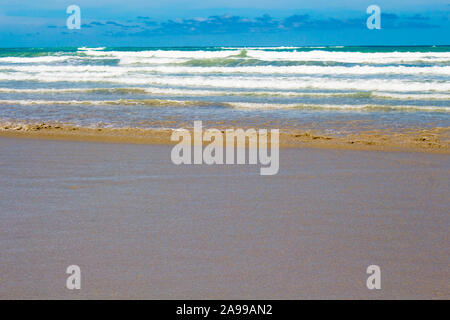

[0,46,449,130]
[0,73,449,92]
[0,87,449,100]
[0,99,222,107]
[0,99,448,113]
[229,102,450,112]
[1,49,449,67]
[3,65,450,76]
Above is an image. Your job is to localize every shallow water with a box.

[0,46,449,132]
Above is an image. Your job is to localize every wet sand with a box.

[0,137,448,299]
[0,123,449,153]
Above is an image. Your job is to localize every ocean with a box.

[0,46,449,133]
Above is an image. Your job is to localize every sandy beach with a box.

[0,137,448,299]
[1,123,449,154]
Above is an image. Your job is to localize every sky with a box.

[0,0,448,47]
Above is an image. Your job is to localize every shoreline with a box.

[0,123,449,154]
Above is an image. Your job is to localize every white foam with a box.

[0,87,448,100]
[2,49,449,67]
[245,50,450,63]
[1,72,449,93]
[0,56,69,64]
[0,98,214,107]
[6,64,450,76]
[0,98,447,113]
[229,102,450,112]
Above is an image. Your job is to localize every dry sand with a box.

[0,137,448,299]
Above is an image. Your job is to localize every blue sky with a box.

[0,0,448,47]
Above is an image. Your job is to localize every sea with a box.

[0,46,449,133]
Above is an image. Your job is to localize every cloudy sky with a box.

[0,0,448,46]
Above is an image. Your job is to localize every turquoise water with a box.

[0,46,448,133]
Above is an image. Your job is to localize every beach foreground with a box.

[0,137,448,299]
